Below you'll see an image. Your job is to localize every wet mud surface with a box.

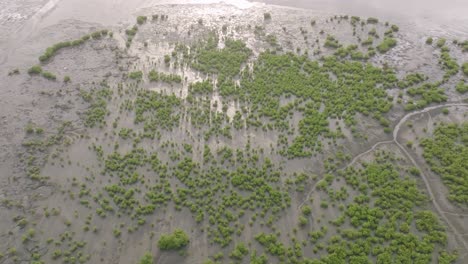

[0,1,467,263]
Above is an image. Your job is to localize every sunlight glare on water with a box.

[151,0,255,9]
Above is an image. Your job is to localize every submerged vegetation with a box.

[148,70,182,83]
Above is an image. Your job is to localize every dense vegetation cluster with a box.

[421,123,468,204]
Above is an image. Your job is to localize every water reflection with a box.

[31,0,468,37]
[255,0,468,36]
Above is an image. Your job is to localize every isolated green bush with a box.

[426,37,433,45]
[157,229,189,250]
[128,71,143,80]
[138,252,152,264]
[42,71,56,80]
[462,62,468,76]
[28,65,42,75]
[376,37,397,53]
[137,16,147,25]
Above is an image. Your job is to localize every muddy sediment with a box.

[0,1,467,264]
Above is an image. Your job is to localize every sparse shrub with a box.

[376,37,397,53]
[367,17,379,24]
[137,16,147,25]
[426,37,433,45]
[301,205,312,215]
[138,252,152,264]
[436,38,446,48]
[128,71,143,80]
[91,31,102,39]
[42,71,56,80]
[25,123,34,134]
[462,62,468,76]
[28,65,42,75]
[126,26,138,37]
[456,81,468,93]
[113,228,121,237]
[164,55,171,65]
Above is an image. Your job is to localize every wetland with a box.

[0,1,467,264]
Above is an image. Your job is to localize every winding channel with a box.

[298,101,468,256]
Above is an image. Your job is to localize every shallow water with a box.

[257,0,468,37]
[1,0,467,69]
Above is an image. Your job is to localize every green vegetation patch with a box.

[28,65,42,75]
[38,30,108,63]
[138,252,153,264]
[137,16,147,25]
[376,37,397,53]
[462,62,468,76]
[134,90,181,135]
[81,86,112,127]
[148,70,182,83]
[405,83,447,111]
[190,36,251,78]
[42,71,57,81]
[128,71,143,80]
[238,52,396,157]
[439,47,459,79]
[456,81,468,94]
[421,123,468,205]
[158,229,189,250]
[189,79,213,94]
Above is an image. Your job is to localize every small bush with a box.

[42,71,57,80]
[25,124,34,134]
[128,71,143,80]
[456,81,468,93]
[367,17,379,24]
[376,38,397,53]
[28,65,42,75]
[426,37,433,45]
[91,31,102,39]
[64,76,71,83]
[264,13,271,20]
[302,205,312,215]
[164,55,171,65]
[137,16,147,25]
[436,38,446,48]
[138,252,152,264]
[126,26,138,37]
[158,229,189,250]
[324,35,341,49]
[462,62,468,76]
